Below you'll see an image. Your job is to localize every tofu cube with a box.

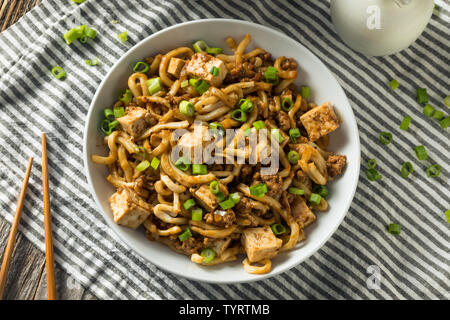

[300,102,340,141]
[109,189,151,229]
[242,226,283,263]
[190,184,218,211]
[290,198,316,228]
[167,57,185,78]
[186,53,228,87]
[116,107,148,139]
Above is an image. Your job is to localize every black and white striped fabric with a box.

[0,0,448,299]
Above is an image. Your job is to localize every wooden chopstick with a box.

[0,156,33,300]
[41,133,56,300]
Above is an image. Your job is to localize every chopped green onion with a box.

[72,0,85,4]
[264,66,278,84]
[440,117,450,129]
[193,79,210,95]
[271,128,284,144]
[136,160,150,172]
[200,248,216,264]
[217,191,225,202]
[426,164,441,178]
[379,132,392,145]
[180,80,189,88]
[104,108,114,121]
[118,31,128,43]
[387,223,401,235]
[444,96,450,107]
[111,19,118,24]
[209,122,225,136]
[368,159,377,169]
[209,66,219,76]
[118,88,133,104]
[147,77,162,95]
[416,88,428,104]
[281,97,293,111]
[113,106,125,118]
[189,78,198,87]
[79,35,88,44]
[133,61,149,73]
[191,208,203,221]
[85,58,99,66]
[192,164,207,175]
[287,150,300,164]
[183,199,196,210]
[209,181,220,194]
[389,79,399,90]
[300,86,310,99]
[192,40,208,53]
[400,116,411,130]
[423,104,435,117]
[219,199,235,210]
[175,157,191,172]
[270,224,286,235]
[101,119,111,135]
[178,228,192,242]
[150,157,160,170]
[85,27,97,39]
[366,168,382,181]
[445,210,450,223]
[313,185,329,198]
[400,162,413,178]
[179,100,195,117]
[289,128,301,143]
[249,183,268,198]
[238,99,253,112]
[253,120,266,130]
[414,145,428,160]
[51,66,66,79]
[63,25,86,45]
[309,193,322,206]
[288,187,304,195]
[432,110,444,120]
[206,47,223,55]
[231,109,247,122]
[229,192,241,204]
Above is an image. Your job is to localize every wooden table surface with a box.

[0,0,96,300]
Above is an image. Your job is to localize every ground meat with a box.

[260,174,283,199]
[280,57,298,71]
[173,237,203,255]
[235,197,270,217]
[209,163,225,171]
[261,52,272,63]
[237,165,254,184]
[277,110,291,131]
[327,154,347,178]
[135,174,158,191]
[204,209,236,228]
[167,94,191,106]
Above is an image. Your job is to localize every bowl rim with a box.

[83,18,361,284]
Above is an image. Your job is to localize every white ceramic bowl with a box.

[83,19,360,283]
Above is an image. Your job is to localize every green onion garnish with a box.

[445,210,450,223]
[288,187,304,195]
[189,78,198,87]
[104,108,114,121]
[368,159,377,169]
[209,122,225,136]
[209,181,220,194]
[231,109,247,122]
[180,80,189,88]
[191,208,203,221]
[238,99,253,113]
[400,116,411,130]
[178,228,192,242]
[387,223,401,235]
[270,223,287,235]
[136,160,150,172]
[229,192,241,204]
[150,157,160,170]
[264,66,278,85]
[253,120,266,130]
[379,132,392,145]
[281,97,293,111]
[85,27,97,39]
[147,77,162,95]
[118,31,128,43]
[192,164,207,175]
[289,128,301,143]
[63,25,86,45]
[313,185,329,197]
[300,86,310,99]
[414,145,428,160]
[440,117,450,129]
[193,79,210,95]
[118,88,133,104]
[175,157,191,172]
[206,47,223,55]
[209,66,219,76]
[72,0,86,3]
[271,129,284,144]
[133,61,149,73]
[432,110,444,120]
[400,162,413,178]
[366,168,382,181]
[287,150,300,164]
[249,183,268,198]
[426,164,441,178]
[183,199,196,210]
[217,191,225,202]
[51,66,66,80]
[416,88,428,104]
[200,248,216,264]
[179,100,195,117]
[309,193,322,205]
[444,96,450,107]
[192,40,208,53]
[219,199,235,210]
[389,79,399,90]
[79,35,88,44]
[85,57,99,66]
[423,104,435,117]
[113,106,125,118]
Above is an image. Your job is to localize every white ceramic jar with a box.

[330,0,435,56]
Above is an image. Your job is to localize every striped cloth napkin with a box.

[0,0,448,300]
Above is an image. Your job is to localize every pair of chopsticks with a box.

[0,133,56,300]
